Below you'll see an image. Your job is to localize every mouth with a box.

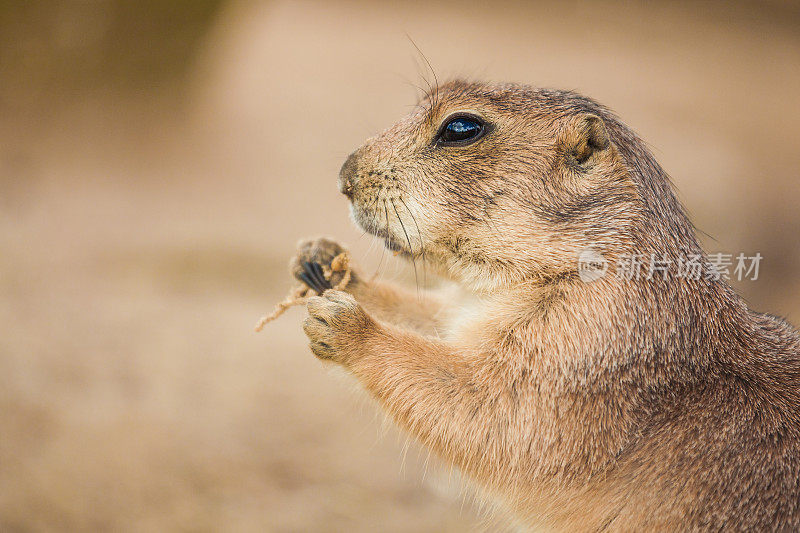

[349,200,413,257]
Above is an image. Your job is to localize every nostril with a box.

[338,152,359,199]
[341,178,354,199]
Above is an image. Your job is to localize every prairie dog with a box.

[291,81,800,531]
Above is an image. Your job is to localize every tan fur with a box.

[295,81,800,531]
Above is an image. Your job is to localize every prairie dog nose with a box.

[338,151,359,199]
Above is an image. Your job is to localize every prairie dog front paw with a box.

[291,237,359,294]
[303,290,374,363]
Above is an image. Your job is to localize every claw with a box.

[299,271,324,293]
[301,262,322,290]
[311,262,331,288]
[303,261,331,291]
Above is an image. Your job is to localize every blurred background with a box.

[1,1,799,531]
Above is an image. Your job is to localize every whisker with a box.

[391,198,419,297]
[362,227,376,254]
[393,71,430,102]
[371,200,390,281]
[399,196,427,290]
[367,193,380,211]
[406,35,439,111]
[406,34,433,100]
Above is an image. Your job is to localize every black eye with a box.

[437,115,486,146]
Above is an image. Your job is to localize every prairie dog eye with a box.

[437,114,487,146]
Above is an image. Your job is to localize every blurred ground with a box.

[1,1,799,531]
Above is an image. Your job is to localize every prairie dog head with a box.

[339,80,644,291]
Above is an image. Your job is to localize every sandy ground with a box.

[1,1,799,531]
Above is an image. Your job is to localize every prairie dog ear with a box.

[570,114,610,164]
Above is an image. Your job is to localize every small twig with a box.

[254,252,352,332]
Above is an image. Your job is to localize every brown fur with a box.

[295,81,800,531]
